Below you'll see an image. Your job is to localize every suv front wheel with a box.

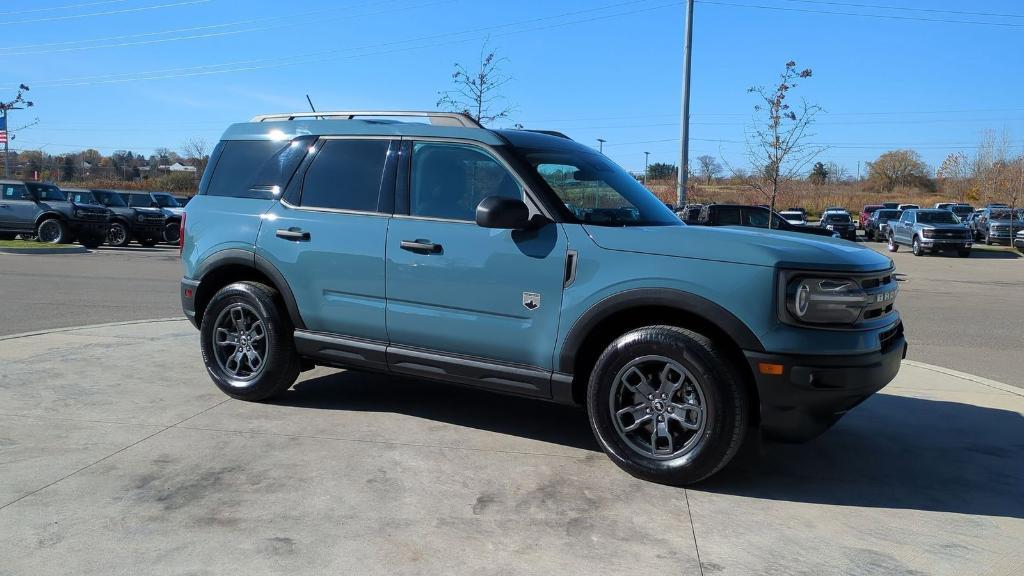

[887,233,899,252]
[200,281,301,401]
[586,326,748,486]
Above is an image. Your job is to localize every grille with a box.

[858,271,898,323]
[934,230,968,239]
[77,210,108,221]
[142,215,164,224]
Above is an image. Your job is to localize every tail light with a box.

[179,211,186,257]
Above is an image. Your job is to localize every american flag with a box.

[0,114,7,144]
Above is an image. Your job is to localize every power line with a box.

[13,0,679,88]
[0,0,133,16]
[778,0,1024,20]
[0,0,210,26]
[0,0,452,56]
[696,0,1024,27]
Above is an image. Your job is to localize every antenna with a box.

[305,94,317,113]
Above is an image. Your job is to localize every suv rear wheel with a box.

[200,281,300,401]
[586,326,747,486]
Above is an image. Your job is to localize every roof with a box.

[220,118,506,146]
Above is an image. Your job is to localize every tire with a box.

[912,236,924,256]
[200,281,300,401]
[586,325,748,486]
[984,231,992,245]
[887,233,899,252]
[106,222,130,247]
[36,218,68,244]
[957,248,971,258]
[163,222,180,244]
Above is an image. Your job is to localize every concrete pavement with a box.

[1,320,1022,575]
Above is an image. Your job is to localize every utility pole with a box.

[677,0,695,208]
[1,109,9,178]
[597,138,606,154]
[644,151,651,184]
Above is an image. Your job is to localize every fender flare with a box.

[34,211,68,229]
[557,288,765,374]
[194,249,306,330]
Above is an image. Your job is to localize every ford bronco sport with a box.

[181,111,906,485]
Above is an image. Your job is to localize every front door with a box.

[0,182,39,231]
[255,138,397,343]
[385,140,567,394]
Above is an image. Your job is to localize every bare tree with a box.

[181,137,210,173]
[825,161,849,183]
[937,151,972,203]
[695,155,722,184]
[739,61,824,224]
[437,40,515,126]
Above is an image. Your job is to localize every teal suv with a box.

[181,111,906,485]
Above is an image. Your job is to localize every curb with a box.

[0,317,187,342]
[0,246,89,255]
[903,360,1023,398]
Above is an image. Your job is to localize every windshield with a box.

[69,191,97,204]
[780,211,803,219]
[990,209,1024,220]
[153,194,180,208]
[26,183,67,201]
[917,211,958,224]
[518,148,681,227]
[93,190,128,207]
[951,206,974,217]
[875,210,901,220]
[825,214,852,223]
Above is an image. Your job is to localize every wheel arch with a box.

[558,289,764,414]
[193,249,306,330]
[34,211,69,228]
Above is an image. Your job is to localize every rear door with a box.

[384,140,567,396]
[255,137,397,345]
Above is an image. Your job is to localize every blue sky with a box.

[2,0,1022,174]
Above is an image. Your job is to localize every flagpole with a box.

[2,109,8,178]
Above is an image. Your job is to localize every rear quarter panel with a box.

[181,196,276,278]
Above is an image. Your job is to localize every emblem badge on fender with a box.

[523,292,541,311]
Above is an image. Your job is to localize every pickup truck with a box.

[887,209,972,257]
[864,208,902,242]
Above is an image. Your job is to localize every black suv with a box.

[864,209,902,242]
[819,212,857,240]
[66,189,167,247]
[0,180,111,247]
[696,204,837,238]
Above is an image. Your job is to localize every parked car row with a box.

[0,179,188,248]
[860,201,1024,257]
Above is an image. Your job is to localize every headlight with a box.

[826,224,834,230]
[922,229,934,238]
[75,210,84,218]
[785,277,864,324]
[136,214,146,222]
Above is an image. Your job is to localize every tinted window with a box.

[825,214,852,223]
[716,207,741,225]
[744,209,770,228]
[206,140,290,198]
[27,183,66,201]
[300,140,389,212]
[2,183,31,200]
[129,193,151,207]
[900,212,913,223]
[69,191,97,204]
[92,190,127,207]
[916,211,958,224]
[411,142,522,221]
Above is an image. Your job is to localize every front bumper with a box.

[744,328,907,442]
[68,220,111,238]
[919,238,971,248]
[181,278,200,328]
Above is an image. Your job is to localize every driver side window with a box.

[900,211,913,223]
[410,142,522,221]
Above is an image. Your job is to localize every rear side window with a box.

[206,141,290,199]
[716,207,740,225]
[300,140,390,212]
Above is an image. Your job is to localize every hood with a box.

[919,222,969,230]
[69,200,108,211]
[582,224,892,273]
[134,206,164,216]
[988,218,1023,225]
[161,206,184,217]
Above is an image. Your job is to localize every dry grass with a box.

[646,179,998,217]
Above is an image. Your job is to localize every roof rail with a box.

[249,111,482,128]
[521,129,572,140]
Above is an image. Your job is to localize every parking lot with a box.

[1,238,1022,575]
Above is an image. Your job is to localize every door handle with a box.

[400,240,442,254]
[276,228,310,241]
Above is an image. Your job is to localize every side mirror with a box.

[475,196,533,230]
